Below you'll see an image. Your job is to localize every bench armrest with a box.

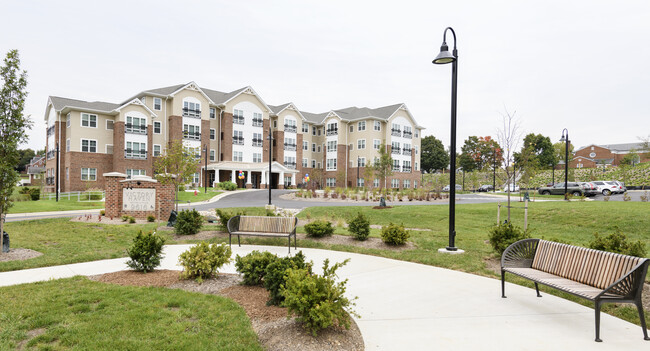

[227,215,241,234]
[598,258,649,300]
[501,238,540,269]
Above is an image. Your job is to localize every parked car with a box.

[477,184,494,192]
[613,181,627,193]
[503,184,520,192]
[592,181,620,196]
[537,182,584,196]
[442,184,463,192]
[578,182,599,197]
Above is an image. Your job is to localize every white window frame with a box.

[303,141,308,151]
[210,128,216,140]
[153,144,161,157]
[106,119,114,130]
[358,157,366,167]
[350,125,354,133]
[311,160,316,168]
[374,121,381,131]
[358,121,366,131]
[80,139,97,153]
[210,107,216,119]
[153,121,161,134]
[373,179,379,187]
[81,113,97,128]
[81,167,97,181]
[233,150,243,162]
[404,179,410,188]
[302,158,308,168]
[326,158,337,171]
[357,139,366,150]
[66,113,71,128]
[153,97,162,111]
[253,153,262,163]
[373,139,381,150]
[210,149,216,161]
[66,138,70,152]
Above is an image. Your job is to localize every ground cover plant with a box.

[0,277,261,350]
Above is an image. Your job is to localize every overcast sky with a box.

[3,0,649,153]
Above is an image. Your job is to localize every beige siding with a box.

[66,111,114,153]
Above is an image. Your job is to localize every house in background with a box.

[572,142,648,168]
[26,155,46,185]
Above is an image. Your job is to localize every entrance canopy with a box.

[206,161,299,174]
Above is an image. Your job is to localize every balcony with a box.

[233,115,245,125]
[391,147,401,155]
[284,143,297,151]
[326,128,338,136]
[284,161,297,169]
[47,125,55,137]
[252,118,263,127]
[403,131,413,139]
[125,123,147,134]
[183,131,201,140]
[402,166,412,172]
[233,136,244,145]
[392,165,401,172]
[125,149,147,159]
[403,149,412,156]
[252,138,263,147]
[284,124,297,133]
[391,128,402,137]
[47,150,56,160]
[182,107,201,118]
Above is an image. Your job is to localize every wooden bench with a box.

[501,239,649,342]
[227,216,298,254]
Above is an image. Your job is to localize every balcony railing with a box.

[47,150,56,160]
[284,143,297,151]
[391,128,402,137]
[183,131,201,140]
[252,118,263,127]
[125,124,147,134]
[232,115,244,125]
[326,128,338,136]
[47,125,55,137]
[233,136,244,145]
[284,161,297,169]
[284,124,297,133]
[403,131,413,139]
[391,147,401,155]
[252,138,263,147]
[402,166,412,172]
[182,107,201,118]
[392,165,401,172]
[125,149,147,159]
[403,149,412,156]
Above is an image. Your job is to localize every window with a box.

[326,122,338,136]
[81,139,97,153]
[81,168,97,181]
[358,157,366,167]
[317,128,321,136]
[403,143,412,155]
[415,130,419,138]
[106,145,113,154]
[373,179,379,188]
[318,162,321,168]
[326,178,336,187]
[284,137,297,151]
[302,158,308,168]
[192,173,200,184]
[284,156,296,169]
[357,139,366,150]
[252,112,263,127]
[126,116,147,134]
[327,141,337,152]
[403,179,410,188]
[391,123,401,136]
[415,162,418,171]
[253,153,262,163]
[233,151,243,162]
[66,138,70,152]
[126,141,147,158]
[312,127,316,136]
[403,160,412,172]
[210,107,216,119]
[66,167,69,180]
[391,179,399,188]
[210,149,215,161]
[317,145,321,153]
[349,143,353,151]
[106,119,115,130]
[415,146,419,155]
[357,178,364,187]
[403,126,413,138]
[414,180,418,188]
[358,121,366,131]
[210,128,216,140]
[81,113,97,128]
[252,132,263,147]
[154,98,162,111]
[183,101,201,118]
[153,121,161,134]
[183,124,201,140]
[284,119,297,133]
[303,141,308,151]
[391,141,401,154]
[302,123,309,133]
[374,121,381,131]
[312,160,316,168]
[126,169,146,179]
[233,130,243,145]
[66,113,71,128]
[312,143,316,152]
[392,159,400,171]
[350,125,354,133]
[326,158,337,170]
[153,144,161,157]
[373,139,381,150]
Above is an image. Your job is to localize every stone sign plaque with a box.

[123,188,156,211]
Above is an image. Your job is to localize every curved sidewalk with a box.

[1,245,647,350]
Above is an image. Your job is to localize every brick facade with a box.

[104,173,174,220]
[221,112,233,161]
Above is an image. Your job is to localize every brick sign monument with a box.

[104,172,175,220]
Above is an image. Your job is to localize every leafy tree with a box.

[16,148,36,172]
[514,133,554,170]
[420,135,449,173]
[553,141,575,175]
[620,149,640,166]
[309,167,323,189]
[373,142,393,195]
[459,136,503,172]
[0,50,31,252]
[154,139,200,211]
[362,164,374,189]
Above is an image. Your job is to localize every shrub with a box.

[265,209,277,217]
[623,192,631,201]
[147,215,155,222]
[234,250,279,286]
[175,209,203,235]
[217,181,237,191]
[304,220,334,238]
[282,259,357,336]
[380,223,410,245]
[179,242,232,282]
[216,209,245,228]
[100,210,105,216]
[488,222,529,255]
[28,188,40,201]
[128,216,136,224]
[126,230,165,273]
[347,212,370,241]
[264,251,310,306]
[589,228,647,257]
[121,215,129,222]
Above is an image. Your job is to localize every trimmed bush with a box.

[217,181,237,191]
[282,259,357,336]
[347,212,370,241]
[175,209,203,235]
[121,215,129,222]
[126,230,165,273]
[380,223,410,245]
[216,209,246,228]
[147,215,155,222]
[488,222,529,255]
[100,210,105,216]
[128,216,136,224]
[234,250,279,286]
[179,242,232,282]
[264,251,310,306]
[589,228,646,257]
[304,220,334,238]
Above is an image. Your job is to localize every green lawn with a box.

[0,277,261,351]
[8,198,105,214]
[176,189,223,203]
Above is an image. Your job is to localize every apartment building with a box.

[43,81,423,192]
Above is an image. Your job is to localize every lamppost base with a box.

[265,204,276,211]
[438,247,465,254]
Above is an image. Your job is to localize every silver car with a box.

[592,181,620,196]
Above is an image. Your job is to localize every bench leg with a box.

[288,236,291,255]
[237,234,241,247]
[636,300,650,341]
[501,270,506,298]
[595,300,602,342]
[534,283,542,297]
[294,234,297,251]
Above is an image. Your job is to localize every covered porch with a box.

[205,161,299,189]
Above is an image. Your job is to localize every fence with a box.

[41,191,105,202]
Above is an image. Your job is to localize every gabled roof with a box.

[113,98,158,118]
[598,142,645,153]
[269,103,307,121]
[300,111,328,124]
[298,103,424,128]
[49,96,120,113]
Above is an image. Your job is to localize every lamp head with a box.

[433,42,456,64]
[559,135,566,142]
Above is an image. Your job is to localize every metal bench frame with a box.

[501,238,649,342]
[227,215,298,254]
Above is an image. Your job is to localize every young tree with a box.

[373,142,393,196]
[154,139,200,211]
[362,165,374,189]
[310,167,324,189]
[0,50,31,252]
[420,135,449,173]
[496,108,522,222]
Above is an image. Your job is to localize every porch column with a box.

[231,170,235,183]
[261,170,266,189]
[279,171,285,189]
[291,173,296,186]
[215,169,220,183]
[246,170,252,189]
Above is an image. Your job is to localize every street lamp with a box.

[203,145,208,193]
[559,128,569,200]
[433,27,461,253]
[357,156,360,188]
[493,147,498,193]
[267,124,273,205]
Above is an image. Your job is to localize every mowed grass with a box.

[176,189,223,203]
[0,277,261,351]
[8,197,105,214]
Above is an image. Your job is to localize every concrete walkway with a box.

[0,245,647,350]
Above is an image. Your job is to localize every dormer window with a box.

[153,98,162,111]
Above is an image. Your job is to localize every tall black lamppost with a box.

[55,142,60,202]
[203,145,208,193]
[267,125,273,205]
[493,147,498,193]
[560,128,569,200]
[433,27,460,252]
[357,156,360,188]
